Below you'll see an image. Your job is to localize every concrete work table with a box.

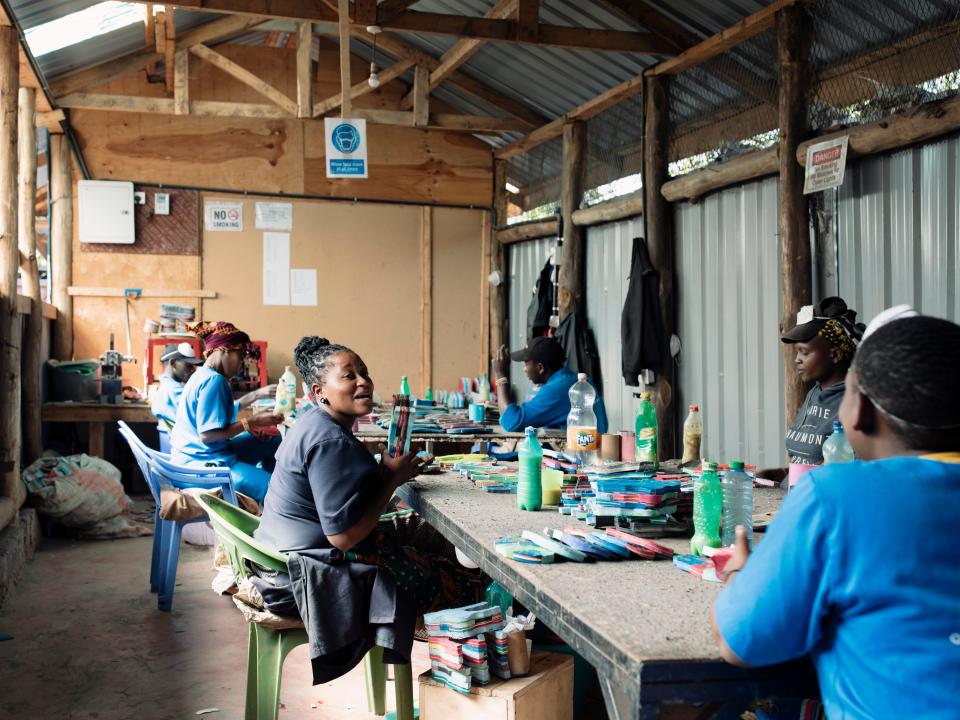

[396,474,817,720]
[42,402,156,457]
[355,427,566,453]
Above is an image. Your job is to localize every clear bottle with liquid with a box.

[274,365,297,416]
[635,391,659,470]
[691,461,722,556]
[681,405,702,466]
[822,420,855,463]
[566,374,599,466]
[517,427,543,511]
[721,460,753,548]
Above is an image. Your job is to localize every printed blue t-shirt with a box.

[151,374,184,431]
[500,367,608,433]
[715,455,960,720]
[170,366,238,466]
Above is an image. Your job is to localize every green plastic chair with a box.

[196,493,415,720]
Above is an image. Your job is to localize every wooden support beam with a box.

[412,65,429,127]
[296,22,313,117]
[428,113,529,133]
[0,25,25,520]
[376,0,419,24]
[338,0,352,118]
[173,48,189,114]
[313,59,414,116]
[480,210,492,375]
[165,7,176,94]
[559,121,585,320]
[17,88,41,464]
[644,74,676,462]
[189,44,297,114]
[661,147,779,202]
[155,9,167,54]
[178,13,267,47]
[647,0,802,76]
[354,0,377,25]
[49,48,163,97]
[494,218,558,245]
[491,159,509,368]
[420,206,432,395]
[778,5,813,429]
[50,134,73,361]
[36,109,65,132]
[571,189,643,226]
[56,93,290,119]
[497,74,643,159]
[68,287,216,298]
[517,0,540,44]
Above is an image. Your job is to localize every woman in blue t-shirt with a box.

[170,321,282,503]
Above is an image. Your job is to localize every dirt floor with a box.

[0,535,429,720]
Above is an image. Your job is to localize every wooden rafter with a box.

[400,0,516,110]
[164,8,176,94]
[123,1,677,53]
[516,0,539,43]
[296,22,312,117]
[376,0,419,24]
[173,48,189,114]
[313,58,414,117]
[412,65,429,127]
[190,43,297,114]
[55,91,529,133]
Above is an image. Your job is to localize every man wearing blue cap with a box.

[152,342,203,432]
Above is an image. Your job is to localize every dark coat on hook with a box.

[621,237,663,385]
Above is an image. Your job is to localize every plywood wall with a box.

[201,194,484,394]
[70,43,493,206]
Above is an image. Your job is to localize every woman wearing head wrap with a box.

[169,321,282,503]
[759,297,865,486]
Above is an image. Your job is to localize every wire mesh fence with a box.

[505,135,563,218]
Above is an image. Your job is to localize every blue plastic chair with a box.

[117,421,238,611]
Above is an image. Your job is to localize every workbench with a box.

[42,402,156,457]
[396,474,817,720]
[354,427,566,454]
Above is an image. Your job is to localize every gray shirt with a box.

[785,382,845,465]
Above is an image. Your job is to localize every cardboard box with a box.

[419,650,574,720]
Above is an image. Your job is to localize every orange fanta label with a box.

[567,426,599,452]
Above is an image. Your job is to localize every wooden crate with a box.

[418,650,574,720]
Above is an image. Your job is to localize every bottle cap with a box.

[577,373,587,381]
[729,460,745,470]
[702,461,718,472]
[640,391,651,400]
[689,404,699,412]
[833,420,843,432]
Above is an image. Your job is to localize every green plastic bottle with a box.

[399,375,411,397]
[424,387,434,402]
[691,461,722,556]
[517,426,543,511]
[484,581,513,617]
[635,391,659,470]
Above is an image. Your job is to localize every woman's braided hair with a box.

[294,336,353,387]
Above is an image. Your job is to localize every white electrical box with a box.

[155,192,170,215]
[78,180,135,244]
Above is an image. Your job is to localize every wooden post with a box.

[420,206,433,395]
[164,8,176,96]
[18,88,42,463]
[412,65,430,128]
[491,159,509,366]
[51,134,73,361]
[777,6,813,426]
[297,22,313,118]
[480,210,492,374]
[173,48,189,115]
[0,25,24,528]
[558,120,585,320]
[338,0,352,118]
[643,74,677,461]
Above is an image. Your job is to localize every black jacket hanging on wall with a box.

[556,302,602,393]
[621,237,663,385]
[526,258,554,339]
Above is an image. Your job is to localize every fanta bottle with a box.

[566,374,599,466]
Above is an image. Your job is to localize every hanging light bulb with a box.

[368,61,381,89]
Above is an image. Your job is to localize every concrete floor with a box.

[0,535,430,720]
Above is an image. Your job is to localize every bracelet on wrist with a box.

[241,417,251,433]
[495,376,509,387]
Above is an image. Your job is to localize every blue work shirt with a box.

[151,374,184,431]
[715,455,960,720]
[500,367,608,433]
[170,366,238,466]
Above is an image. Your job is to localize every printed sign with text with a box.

[803,136,849,194]
[204,200,244,231]
[324,118,368,179]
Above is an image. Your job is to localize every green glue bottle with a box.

[691,461,722,556]
[635,391,659,470]
[517,426,543,511]
[399,375,411,397]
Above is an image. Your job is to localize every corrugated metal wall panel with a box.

[674,176,785,468]
[834,136,960,323]
[585,216,646,434]
[508,237,555,401]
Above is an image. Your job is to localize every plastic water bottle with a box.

[691,461,722,556]
[274,366,297,416]
[517,427,543,511]
[822,421,855,463]
[566,374,599,466]
[399,375,411,397]
[721,461,753,547]
[681,405,702,466]
[635,391,659,470]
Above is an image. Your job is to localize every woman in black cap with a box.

[761,297,865,485]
